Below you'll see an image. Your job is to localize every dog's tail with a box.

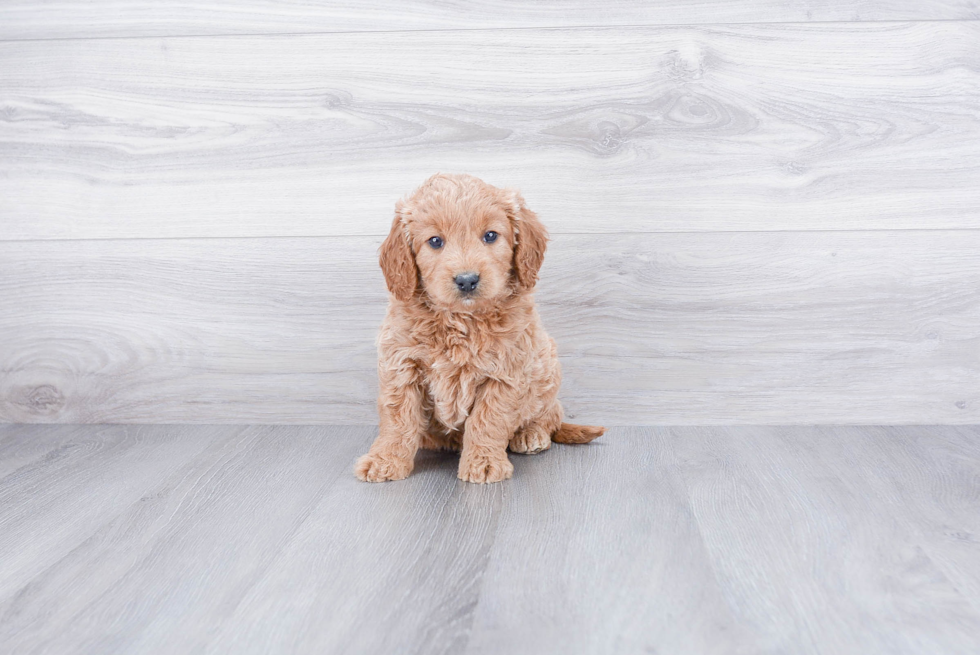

[553,422,606,444]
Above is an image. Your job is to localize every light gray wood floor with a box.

[1,425,979,654]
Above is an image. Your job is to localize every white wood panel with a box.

[1,231,977,425]
[1,1,977,40]
[2,22,978,240]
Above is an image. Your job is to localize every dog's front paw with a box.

[458,453,513,484]
[354,453,413,482]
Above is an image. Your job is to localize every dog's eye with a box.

[427,236,443,249]
[482,231,498,244]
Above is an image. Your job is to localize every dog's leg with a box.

[458,380,519,483]
[355,372,426,482]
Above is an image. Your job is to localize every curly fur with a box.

[355,173,605,484]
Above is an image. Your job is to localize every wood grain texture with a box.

[1,231,977,425]
[0,424,366,654]
[2,22,979,240]
[666,425,980,654]
[905,426,980,614]
[465,426,755,654]
[1,1,978,40]
[0,425,231,598]
[1,424,979,654]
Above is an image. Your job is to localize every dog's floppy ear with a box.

[379,201,418,301]
[508,191,548,290]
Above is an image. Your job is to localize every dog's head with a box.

[379,173,548,311]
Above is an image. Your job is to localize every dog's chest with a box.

[421,332,503,431]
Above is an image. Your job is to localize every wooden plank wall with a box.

[1,3,978,424]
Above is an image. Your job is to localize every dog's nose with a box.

[454,272,480,294]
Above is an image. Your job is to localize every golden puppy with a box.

[355,173,604,484]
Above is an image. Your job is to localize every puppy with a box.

[355,173,605,484]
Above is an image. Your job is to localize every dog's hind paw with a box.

[509,426,552,455]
